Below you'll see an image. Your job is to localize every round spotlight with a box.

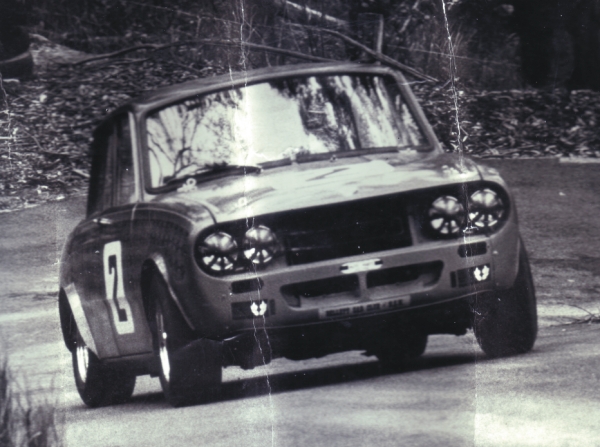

[198,232,238,272]
[428,195,466,236]
[469,189,505,230]
[243,225,279,266]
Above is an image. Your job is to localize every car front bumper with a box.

[179,221,521,338]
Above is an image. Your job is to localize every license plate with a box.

[320,295,410,319]
[340,258,382,274]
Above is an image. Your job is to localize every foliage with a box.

[414,84,600,157]
[1,1,599,211]
[28,0,349,71]
[27,0,521,88]
[0,39,205,211]
[378,0,522,89]
[0,359,60,447]
[2,37,599,212]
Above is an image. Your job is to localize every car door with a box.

[72,112,152,359]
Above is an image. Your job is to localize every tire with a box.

[473,243,538,358]
[375,333,428,370]
[72,328,136,408]
[148,275,222,407]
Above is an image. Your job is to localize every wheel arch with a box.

[58,288,76,352]
[517,237,537,303]
[58,284,99,355]
[140,254,196,331]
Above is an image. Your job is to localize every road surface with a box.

[1,158,599,446]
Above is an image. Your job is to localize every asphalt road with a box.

[1,158,599,447]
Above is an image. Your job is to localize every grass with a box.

[0,359,60,447]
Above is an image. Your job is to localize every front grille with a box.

[278,195,411,266]
[281,275,360,300]
[367,261,443,288]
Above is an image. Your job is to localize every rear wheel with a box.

[374,333,428,370]
[473,244,538,358]
[72,328,136,407]
[148,275,222,407]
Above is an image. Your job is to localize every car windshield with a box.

[145,74,428,188]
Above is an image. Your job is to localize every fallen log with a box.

[66,36,435,82]
[66,39,333,66]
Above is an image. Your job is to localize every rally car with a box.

[58,62,537,407]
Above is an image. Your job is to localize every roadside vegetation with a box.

[1,0,599,211]
[0,359,60,447]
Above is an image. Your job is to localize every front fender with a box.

[142,253,197,331]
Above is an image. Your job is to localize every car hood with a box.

[153,153,482,223]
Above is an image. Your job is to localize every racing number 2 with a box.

[103,241,135,334]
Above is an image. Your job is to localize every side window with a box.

[115,115,136,205]
[86,125,114,216]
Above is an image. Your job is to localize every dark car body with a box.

[58,62,537,407]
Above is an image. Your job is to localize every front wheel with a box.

[148,275,222,407]
[72,329,136,407]
[473,244,538,358]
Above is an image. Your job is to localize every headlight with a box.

[243,225,279,267]
[197,232,238,272]
[468,188,505,231]
[428,195,466,236]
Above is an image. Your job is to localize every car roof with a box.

[99,62,401,123]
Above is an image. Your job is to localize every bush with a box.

[0,359,60,447]
[381,0,523,89]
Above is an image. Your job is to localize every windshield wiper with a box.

[293,147,402,164]
[162,164,262,190]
